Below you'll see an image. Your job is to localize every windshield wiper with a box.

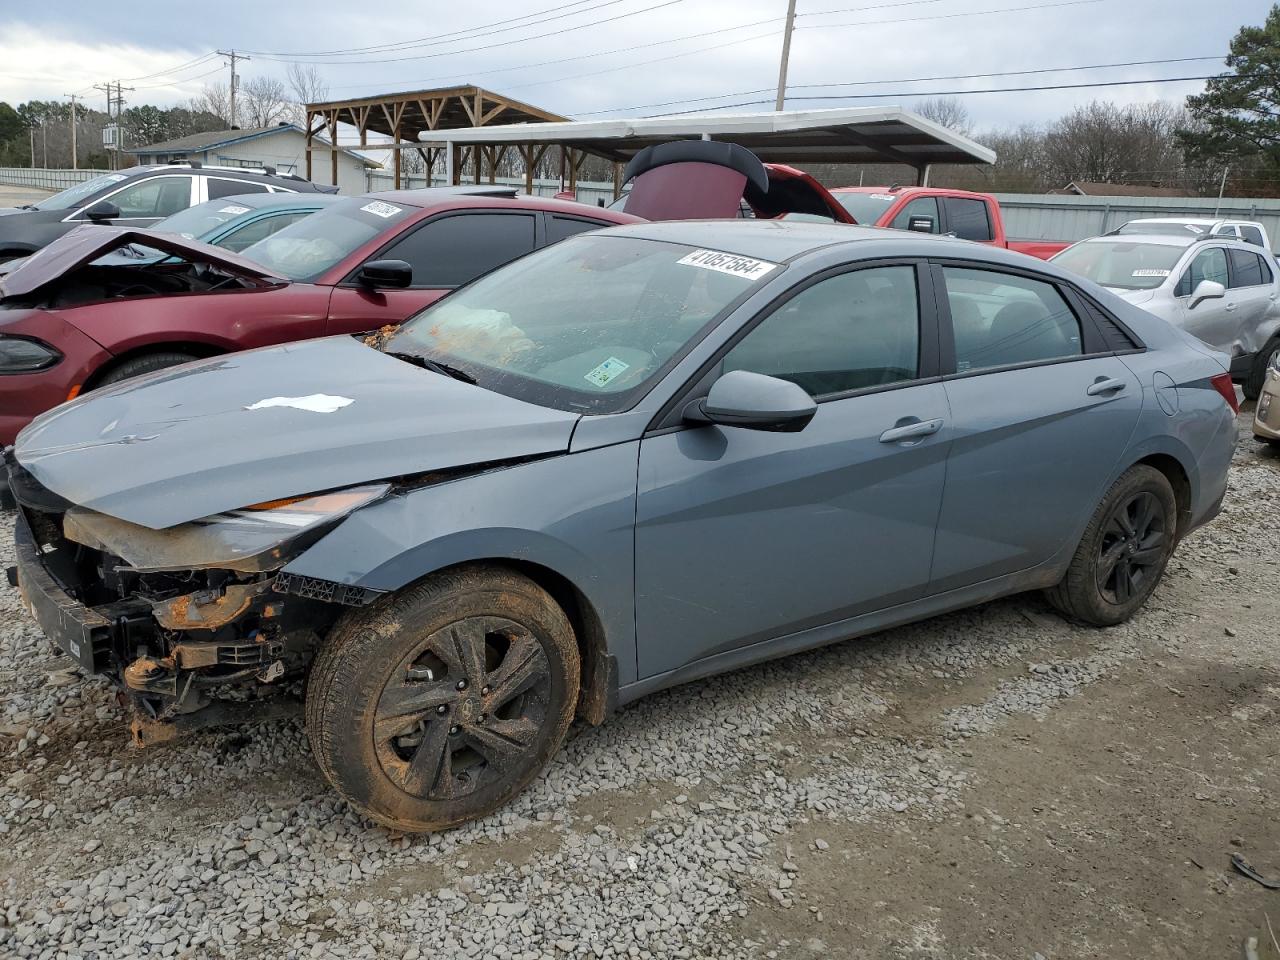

[385,350,477,384]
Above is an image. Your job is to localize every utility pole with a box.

[217,50,250,127]
[1214,166,1229,217]
[94,83,115,168]
[774,0,798,111]
[64,93,78,169]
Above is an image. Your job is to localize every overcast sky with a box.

[1,0,1271,132]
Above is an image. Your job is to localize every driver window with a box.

[890,197,940,233]
[1175,247,1229,297]
[723,265,920,398]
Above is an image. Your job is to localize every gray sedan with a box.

[9,221,1237,832]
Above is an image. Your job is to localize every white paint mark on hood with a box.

[245,394,354,414]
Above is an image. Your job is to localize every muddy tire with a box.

[1045,465,1177,627]
[97,351,201,387]
[305,565,579,832]
[1243,337,1279,401]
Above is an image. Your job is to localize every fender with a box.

[282,442,642,685]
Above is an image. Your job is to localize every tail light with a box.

[1210,373,1240,414]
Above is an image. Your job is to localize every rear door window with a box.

[218,211,311,253]
[941,197,994,242]
[890,197,941,233]
[942,267,1082,372]
[546,216,607,245]
[379,213,537,287]
[1228,247,1266,288]
[207,178,270,200]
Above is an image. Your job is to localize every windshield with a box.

[385,235,777,413]
[33,173,132,211]
[1116,221,1208,237]
[241,197,415,280]
[834,192,896,225]
[1052,240,1186,290]
[151,198,259,239]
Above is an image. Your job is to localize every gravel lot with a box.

[1,407,1277,960]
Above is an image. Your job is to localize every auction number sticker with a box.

[1131,269,1171,277]
[360,200,403,218]
[584,356,630,388]
[677,249,778,281]
[219,205,251,215]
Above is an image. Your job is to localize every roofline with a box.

[127,124,380,167]
[305,85,566,123]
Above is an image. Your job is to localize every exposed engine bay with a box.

[40,261,255,309]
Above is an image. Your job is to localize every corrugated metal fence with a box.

[993,193,1280,246]
[0,168,100,192]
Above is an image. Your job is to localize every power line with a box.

[248,0,685,66]
[572,54,1227,116]
[129,64,227,91]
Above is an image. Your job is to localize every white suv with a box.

[1115,217,1272,254]
[1053,233,1280,398]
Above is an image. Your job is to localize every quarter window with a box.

[942,267,1082,373]
[1228,247,1267,288]
[723,265,920,397]
[381,213,537,287]
[1241,225,1267,247]
[890,197,941,233]
[941,197,994,242]
[546,216,607,244]
[207,178,270,200]
[218,212,310,253]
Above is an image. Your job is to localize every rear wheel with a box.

[97,351,201,387]
[1243,338,1279,401]
[306,566,579,832]
[1045,465,1177,626]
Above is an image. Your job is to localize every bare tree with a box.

[238,76,291,129]
[1041,99,1190,188]
[286,63,330,125]
[913,96,972,135]
[190,83,231,126]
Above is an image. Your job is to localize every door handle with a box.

[1086,377,1126,396]
[1225,302,1237,311]
[879,417,944,443]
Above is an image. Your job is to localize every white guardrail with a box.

[0,168,102,192]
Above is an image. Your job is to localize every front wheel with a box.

[1243,338,1279,402]
[306,566,579,832]
[1045,465,1177,626]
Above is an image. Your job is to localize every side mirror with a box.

[685,370,817,433]
[1190,279,1225,309]
[356,259,412,289]
[906,215,935,233]
[85,200,120,223]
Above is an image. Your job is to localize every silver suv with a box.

[1052,233,1280,398]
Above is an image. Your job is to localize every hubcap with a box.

[1096,491,1167,605]
[373,616,551,800]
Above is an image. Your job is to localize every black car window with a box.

[547,216,607,245]
[106,177,191,219]
[723,265,920,398]
[941,197,994,242]
[1241,225,1267,247]
[943,267,1082,373]
[1228,247,1266,288]
[382,213,537,287]
[890,196,941,233]
[207,178,271,200]
[1175,247,1229,296]
[218,211,310,253]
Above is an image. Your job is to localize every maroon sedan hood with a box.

[0,225,288,299]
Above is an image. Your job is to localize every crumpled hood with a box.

[1107,287,1157,306]
[15,336,581,529]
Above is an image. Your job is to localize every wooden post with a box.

[613,161,623,200]
[393,120,402,190]
[327,111,338,188]
[521,146,534,194]
[473,146,481,185]
[305,111,313,180]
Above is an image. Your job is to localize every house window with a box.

[216,155,296,174]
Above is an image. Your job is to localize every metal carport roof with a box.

[419,106,995,183]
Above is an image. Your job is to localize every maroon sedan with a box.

[0,188,638,445]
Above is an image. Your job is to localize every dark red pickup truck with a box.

[830,186,1069,260]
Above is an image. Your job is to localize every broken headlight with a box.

[64,484,390,574]
[0,335,61,373]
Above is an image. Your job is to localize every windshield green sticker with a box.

[584,357,630,388]
[677,249,778,281]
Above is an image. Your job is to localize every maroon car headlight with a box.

[0,335,61,374]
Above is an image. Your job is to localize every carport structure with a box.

[418,106,997,197]
[303,85,567,189]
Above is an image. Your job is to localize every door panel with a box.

[1176,247,1234,350]
[635,383,949,678]
[325,287,447,336]
[931,358,1141,591]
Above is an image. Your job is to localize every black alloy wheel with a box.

[1095,491,1168,605]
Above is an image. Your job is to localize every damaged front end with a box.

[7,460,387,744]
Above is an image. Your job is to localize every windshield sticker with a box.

[218,204,251,215]
[1132,269,1171,278]
[870,193,896,201]
[360,200,403,219]
[584,357,630,388]
[677,249,778,281]
[1185,224,1205,233]
[245,394,354,414]
[105,174,126,183]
